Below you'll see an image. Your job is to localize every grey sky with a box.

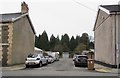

[0,0,119,39]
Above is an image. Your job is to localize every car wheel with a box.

[75,65,78,67]
[26,65,29,68]
[46,60,48,65]
[39,62,42,67]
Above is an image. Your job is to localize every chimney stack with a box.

[21,2,29,13]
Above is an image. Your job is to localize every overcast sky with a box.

[0,0,119,39]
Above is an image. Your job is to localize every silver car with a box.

[25,54,48,68]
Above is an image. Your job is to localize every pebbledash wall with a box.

[0,26,1,59]
[1,16,35,66]
[116,14,120,67]
[94,9,120,67]
[11,16,35,65]
[95,9,116,65]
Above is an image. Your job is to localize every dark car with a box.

[73,55,88,67]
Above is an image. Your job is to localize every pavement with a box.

[2,64,25,71]
[94,63,119,74]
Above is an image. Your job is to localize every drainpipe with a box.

[114,12,117,67]
[114,12,119,68]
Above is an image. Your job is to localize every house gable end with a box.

[12,13,36,34]
[93,9,110,31]
[0,13,36,34]
[26,15,36,34]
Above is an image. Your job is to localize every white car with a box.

[49,55,54,63]
[25,53,48,68]
[45,55,54,63]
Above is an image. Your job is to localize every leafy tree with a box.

[35,31,92,53]
[74,43,86,54]
[89,42,94,49]
[53,44,63,56]
[53,44,63,52]
[62,43,70,52]
[80,33,90,50]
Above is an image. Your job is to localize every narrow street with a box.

[2,58,118,76]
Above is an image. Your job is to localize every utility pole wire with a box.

[72,0,97,12]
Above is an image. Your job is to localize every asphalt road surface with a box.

[2,58,119,76]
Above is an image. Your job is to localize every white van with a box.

[51,52,59,61]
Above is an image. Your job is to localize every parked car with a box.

[73,55,88,67]
[49,55,54,63]
[25,53,48,68]
[44,55,54,63]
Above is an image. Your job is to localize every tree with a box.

[50,34,56,51]
[74,43,86,54]
[61,34,70,51]
[53,44,63,56]
[35,35,38,48]
[55,35,60,45]
[75,35,81,47]
[61,34,69,45]
[62,43,70,52]
[89,42,94,49]
[35,31,92,53]
[40,31,50,51]
[35,34,41,49]
[80,33,90,50]
[69,36,76,51]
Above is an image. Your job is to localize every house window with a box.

[2,25,9,32]
[0,27,1,43]
[2,36,8,43]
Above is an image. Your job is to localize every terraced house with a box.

[94,4,120,68]
[0,2,36,66]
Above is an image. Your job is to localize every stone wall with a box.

[7,16,35,65]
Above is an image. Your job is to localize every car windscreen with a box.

[49,55,53,58]
[77,56,88,59]
[28,54,37,58]
[45,56,48,58]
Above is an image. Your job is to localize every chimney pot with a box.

[21,2,29,13]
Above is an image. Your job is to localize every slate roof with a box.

[0,12,22,23]
[0,12,36,34]
[100,5,120,13]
